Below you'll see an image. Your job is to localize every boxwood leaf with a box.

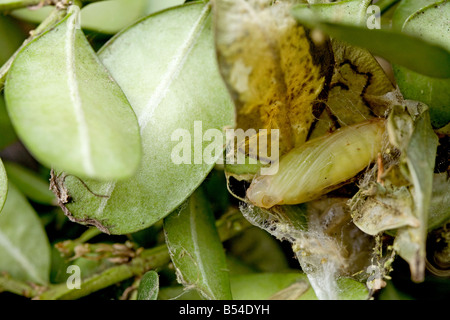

[137,270,159,300]
[54,2,235,234]
[391,0,442,31]
[79,0,185,34]
[230,273,368,300]
[392,1,450,128]
[10,6,54,24]
[11,0,185,34]
[3,162,56,205]
[5,6,142,180]
[0,159,6,213]
[164,188,232,300]
[0,183,51,284]
[291,6,450,78]
[291,0,372,27]
[159,273,368,300]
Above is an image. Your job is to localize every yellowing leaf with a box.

[326,41,395,126]
[214,0,332,155]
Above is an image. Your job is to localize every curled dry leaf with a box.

[214,0,333,157]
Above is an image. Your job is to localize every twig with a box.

[0,0,108,12]
[0,274,39,298]
[0,210,251,300]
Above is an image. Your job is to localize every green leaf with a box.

[378,281,414,300]
[158,285,202,300]
[392,0,442,31]
[50,246,110,284]
[394,109,439,282]
[11,6,54,24]
[5,6,142,180]
[0,95,17,150]
[55,2,234,234]
[0,183,51,284]
[144,0,185,15]
[226,255,257,275]
[393,1,450,128]
[0,15,25,66]
[78,0,150,34]
[231,273,309,300]
[3,162,56,205]
[80,0,185,34]
[0,0,39,11]
[11,0,185,34]
[291,8,450,78]
[292,0,372,27]
[428,173,450,230]
[164,188,232,300]
[227,227,291,273]
[230,273,368,300]
[137,270,159,300]
[0,159,6,213]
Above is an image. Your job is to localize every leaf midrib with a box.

[65,8,95,176]
[94,4,211,219]
[0,230,45,284]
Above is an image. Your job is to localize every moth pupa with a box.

[247,119,386,208]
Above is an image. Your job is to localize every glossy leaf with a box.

[12,0,185,34]
[393,1,450,128]
[391,0,441,31]
[0,159,6,213]
[144,0,185,15]
[0,183,51,284]
[227,227,290,273]
[11,6,54,24]
[230,273,368,300]
[3,162,56,205]
[137,270,159,300]
[291,9,450,78]
[80,0,185,34]
[159,273,368,300]
[5,6,142,180]
[164,188,232,300]
[230,273,309,300]
[55,3,235,234]
[79,0,150,34]
[292,0,372,26]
